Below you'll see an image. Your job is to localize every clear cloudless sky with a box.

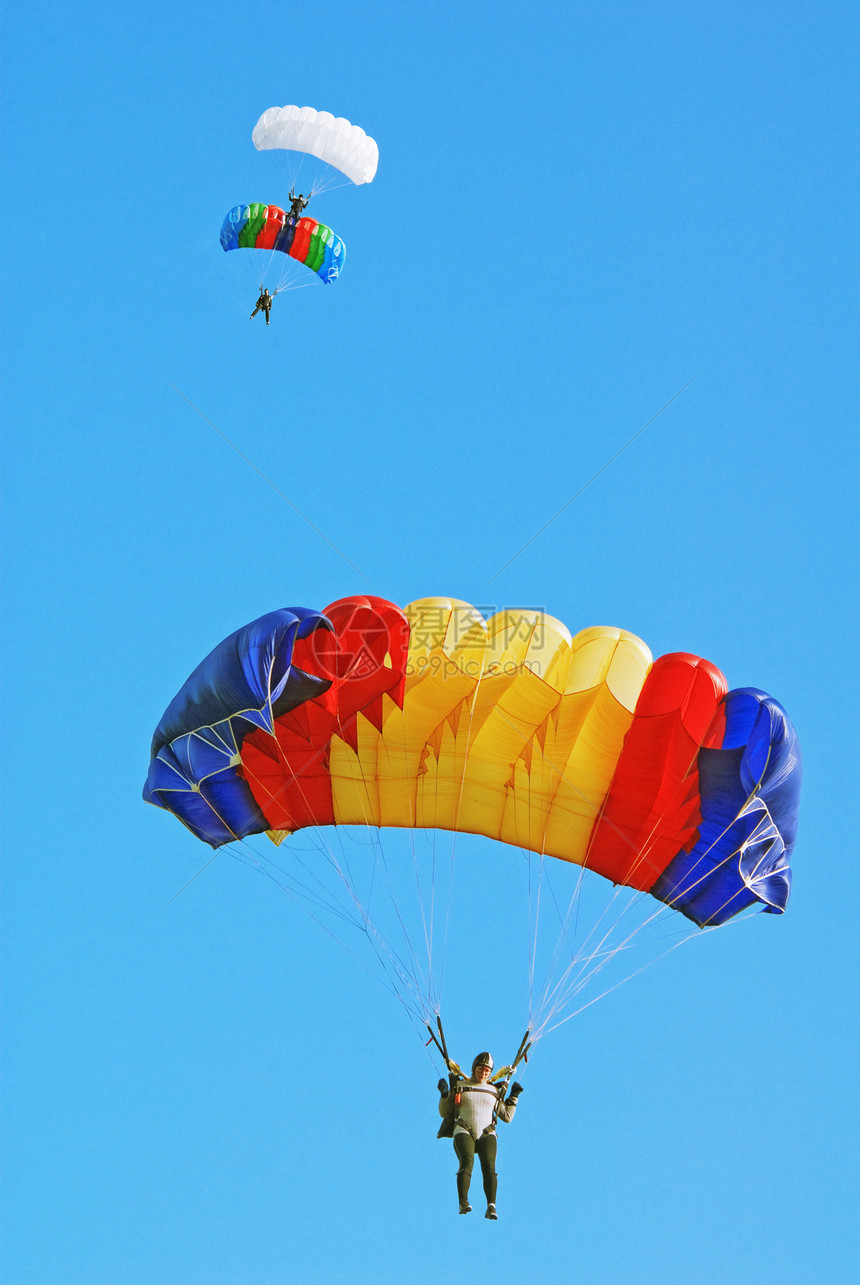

[2,2,858,1282]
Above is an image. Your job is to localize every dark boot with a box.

[457,1172,471,1214]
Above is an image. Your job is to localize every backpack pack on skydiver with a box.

[437,1077,459,1138]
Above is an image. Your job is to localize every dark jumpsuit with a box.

[250,291,273,324]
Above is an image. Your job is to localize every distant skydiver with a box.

[288,187,310,221]
[250,287,275,324]
[437,1052,523,1220]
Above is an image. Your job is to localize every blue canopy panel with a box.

[651,689,801,926]
[317,229,346,283]
[220,205,250,251]
[273,217,298,255]
[143,608,335,846]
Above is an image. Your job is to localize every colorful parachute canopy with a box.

[252,105,379,185]
[220,205,346,284]
[144,597,801,929]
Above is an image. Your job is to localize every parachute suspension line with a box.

[528,784,771,1035]
[523,765,542,1021]
[370,827,435,1020]
[241,702,368,923]
[238,726,390,928]
[328,707,435,1024]
[281,150,310,201]
[235,833,365,928]
[561,907,697,1016]
[424,828,440,1016]
[527,851,591,1034]
[362,813,439,1021]
[522,742,588,1040]
[391,687,449,1018]
[525,851,541,1028]
[526,852,550,1027]
[326,825,434,1024]
[528,829,719,1035]
[319,828,437,1023]
[238,838,358,931]
[531,890,671,1037]
[527,879,618,1033]
[423,634,471,1020]
[532,921,720,1041]
[407,826,437,1015]
[263,144,354,202]
[391,698,440,1016]
[161,851,220,910]
[240,720,436,1026]
[437,818,457,1015]
[237,832,431,1033]
[436,654,489,1010]
[535,770,768,1010]
[228,832,432,1029]
[236,240,315,300]
[423,735,455,1016]
[308,173,352,198]
[525,811,561,1035]
[232,837,368,925]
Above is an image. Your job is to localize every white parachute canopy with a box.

[252,105,379,187]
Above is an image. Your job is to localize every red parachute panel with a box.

[585,654,728,890]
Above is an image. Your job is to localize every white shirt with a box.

[439,1078,517,1138]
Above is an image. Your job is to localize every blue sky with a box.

[2,2,858,1281]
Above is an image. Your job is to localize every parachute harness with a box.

[426,1015,531,1085]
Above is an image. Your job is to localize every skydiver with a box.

[288,187,310,221]
[437,1051,523,1220]
[250,286,275,324]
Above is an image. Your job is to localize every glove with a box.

[437,1078,449,1097]
[449,1072,459,1090]
[509,1081,524,1099]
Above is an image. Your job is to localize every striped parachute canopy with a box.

[220,205,345,284]
[252,104,379,186]
[144,597,801,930]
